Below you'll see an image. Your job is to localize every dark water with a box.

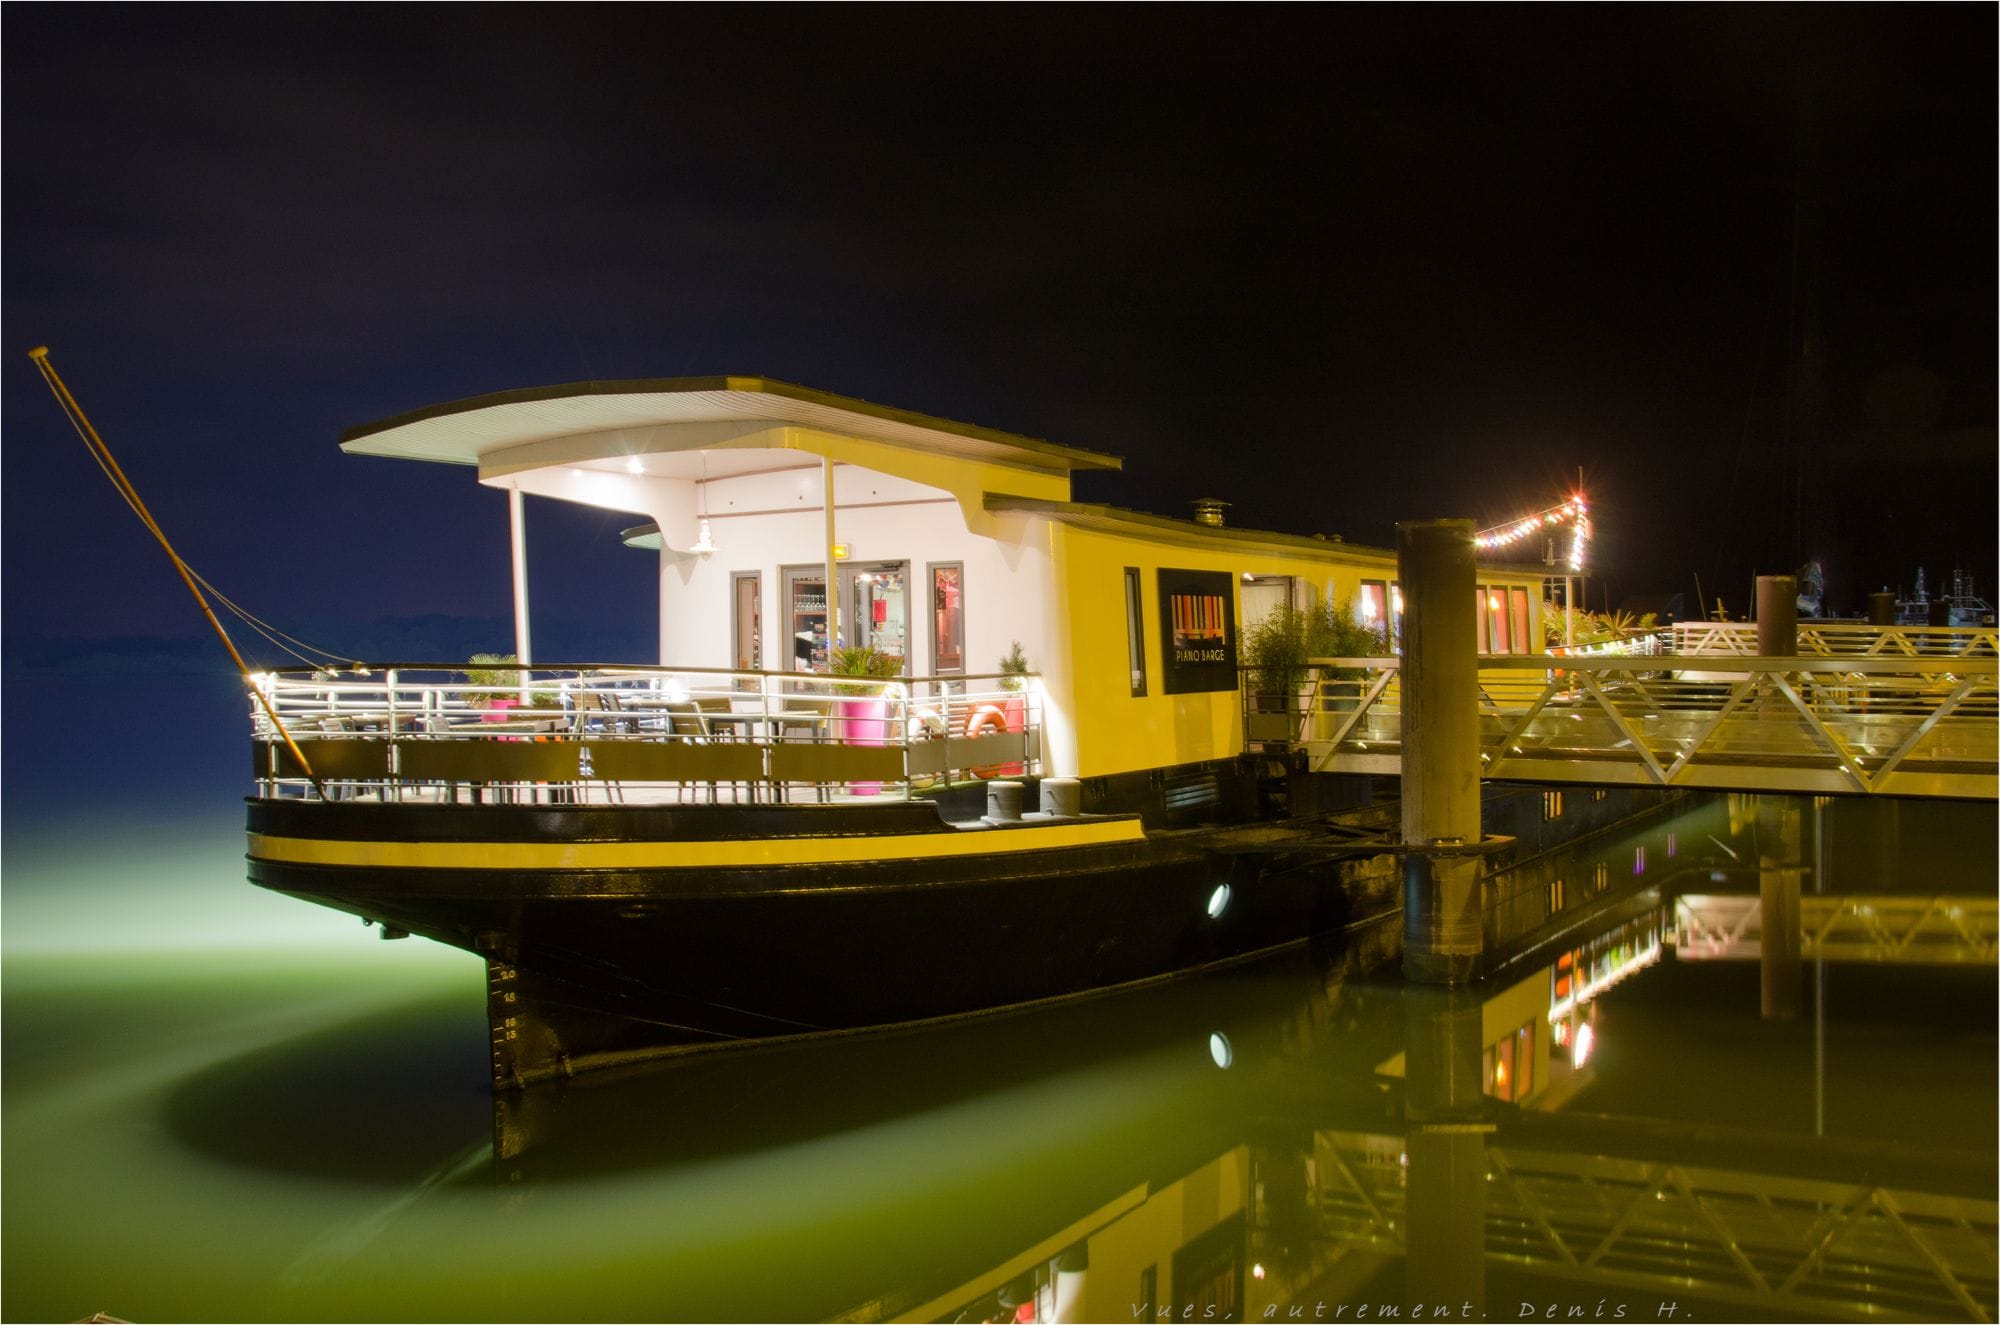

[3,794,1994,1323]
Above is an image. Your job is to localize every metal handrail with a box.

[248,663,1042,803]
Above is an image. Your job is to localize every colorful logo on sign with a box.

[1157,568,1237,694]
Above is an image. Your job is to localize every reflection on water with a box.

[2,796,1994,1323]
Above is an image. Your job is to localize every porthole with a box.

[1208,1032,1233,1069]
[1206,884,1232,919]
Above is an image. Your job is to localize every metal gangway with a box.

[1250,627,1999,800]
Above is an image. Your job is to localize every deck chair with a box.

[771,697,834,804]
[658,701,714,804]
[564,692,623,804]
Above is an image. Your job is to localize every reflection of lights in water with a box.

[1573,1021,1596,1067]
[1548,915,1663,1024]
[1206,884,1231,919]
[1208,1032,1232,1069]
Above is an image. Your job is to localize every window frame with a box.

[1124,566,1148,697]
[729,569,762,690]
[926,561,965,675]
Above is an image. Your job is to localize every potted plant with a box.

[830,645,904,794]
[1241,607,1311,745]
[463,653,524,717]
[1304,596,1388,740]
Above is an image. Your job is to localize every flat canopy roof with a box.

[340,376,1124,476]
[983,496,1553,577]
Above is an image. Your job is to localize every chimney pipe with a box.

[1191,498,1230,527]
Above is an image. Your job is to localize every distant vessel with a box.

[1897,567,1995,627]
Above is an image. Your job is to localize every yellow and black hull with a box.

[245,797,1389,1086]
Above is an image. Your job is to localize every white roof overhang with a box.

[339,376,1122,480]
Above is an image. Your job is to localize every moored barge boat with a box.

[245,377,1557,1086]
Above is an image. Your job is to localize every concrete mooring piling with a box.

[1756,575,1799,657]
[1402,987,1490,1315]
[1758,795,1804,1020]
[1868,591,1897,626]
[1398,519,1484,984]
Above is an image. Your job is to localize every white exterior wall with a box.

[655,463,1058,684]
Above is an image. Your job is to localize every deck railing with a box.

[1246,652,1998,800]
[249,663,1041,803]
[1679,619,2000,657]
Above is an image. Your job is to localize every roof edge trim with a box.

[339,376,1123,472]
[984,497,1552,576]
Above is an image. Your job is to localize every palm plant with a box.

[829,644,903,696]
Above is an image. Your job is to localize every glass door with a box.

[837,560,911,668]
[782,565,828,673]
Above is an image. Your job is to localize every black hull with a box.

[245,798,1402,1085]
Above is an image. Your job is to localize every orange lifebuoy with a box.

[967,703,1008,778]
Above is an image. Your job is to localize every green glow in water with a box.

[3,799,1994,1323]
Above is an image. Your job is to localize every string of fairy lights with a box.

[1473,496,1589,572]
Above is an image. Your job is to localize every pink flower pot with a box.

[838,696,888,795]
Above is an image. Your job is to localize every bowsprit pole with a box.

[28,346,325,796]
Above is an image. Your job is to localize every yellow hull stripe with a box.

[247,817,1146,872]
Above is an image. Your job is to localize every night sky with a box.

[5,6,1993,662]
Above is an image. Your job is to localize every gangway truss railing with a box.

[1248,651,1997,800]
[1671,894,1999,965]
[1663,620,2000,660]
[1296,1129,1998,1323]
[247,663,1042,804]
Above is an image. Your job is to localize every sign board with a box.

[1158,568,1238,695]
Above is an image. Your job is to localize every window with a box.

[1240,574,1296,635]
[928,562,964,674]
[1124,567,1147,696]
[1543,790,1563,820]
[1510,587,1532,655]
[1513,1023,1535,1098]
[730,571,762,691]
[1485,1023,1535,1103]
[1485,587,1510,653]
[1475,588,1492,654]
[1359,580,1387,633]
